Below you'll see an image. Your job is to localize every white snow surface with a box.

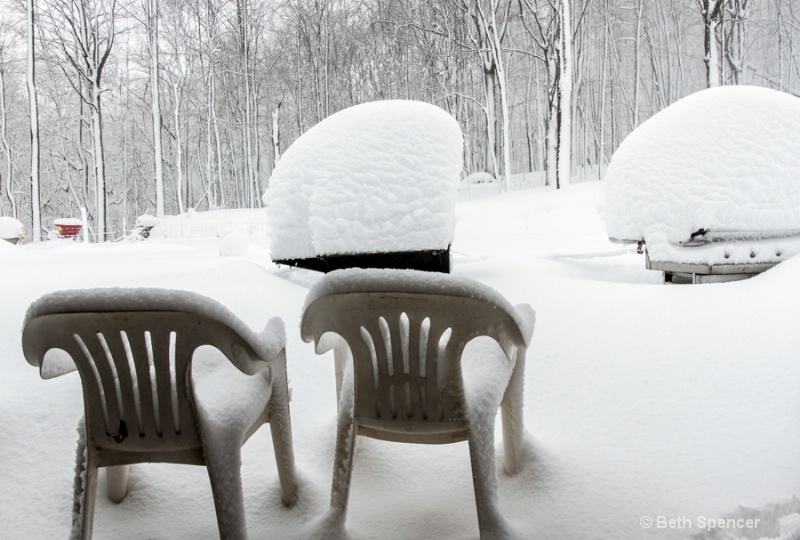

[148,208,270,239]
[463,172,497,185]
[3,180,800,540]
[0,216,24,240]
[304,267,534,346]
[645,232,800,265]
[267,100,463,260]
[135,214,161,228]
[53,218,83,226]
[23,286,286,370]
[602,86,800,244]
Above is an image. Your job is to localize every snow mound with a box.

[218,226,250,257]
[136,214,161,228]
[148,209,269,239]
[463,172,496,185]
[694,497,800,540]
[267,100,463,261]
[0,216,25,241]
[602,86,800,244]
[53,218,83,226]
[459,172,501,200]
[24,287,286,375]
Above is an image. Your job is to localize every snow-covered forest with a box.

[0,0,798,240]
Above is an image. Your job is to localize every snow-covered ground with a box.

[2,181,800,540]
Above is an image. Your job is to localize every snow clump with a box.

[267,100,463,261]
[602,86,800,244]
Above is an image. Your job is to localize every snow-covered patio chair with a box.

[300,269,535,539]
[21,288,298,540]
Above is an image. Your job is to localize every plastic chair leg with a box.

[206,446,248,540]
[500,349,526,475]
[329,405,358,517]
[467,427,507,540]
[106,465,130,503]
[268,351,298,506]
[71,427,98,540]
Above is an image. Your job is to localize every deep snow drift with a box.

[0,216,25,241]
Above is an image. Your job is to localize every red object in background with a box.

[55,223,83,239]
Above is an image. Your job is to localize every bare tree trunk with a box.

[49,0,117,240]
[172,77,185,214]
[202,0,219,209]
[236,0,259,208]
[482,68,500,180]
[598,0,610,179]
[90,84,106,241]
[205,70,216,208]
[517,0,562,187]
[776,0,784,90]
[524,60,536,174]
[147,0,165,217]
[557,0,572,188]
[27,0,42,241]
[546,71,558,188]
[633,0,643,127]
[699,0,724,88]
[272,101,281,168]
[462,0,512,189]
[487,0,512,190]
[724,0,749,84]
[0,51,17,218]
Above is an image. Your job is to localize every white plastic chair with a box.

[301,269,534,538]
[22,288,298,540]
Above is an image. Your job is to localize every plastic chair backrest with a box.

[302,290,527,443]
[23,307,265,466]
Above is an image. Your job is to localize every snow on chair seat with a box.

[21,288,297,540]
[300,269,534,539]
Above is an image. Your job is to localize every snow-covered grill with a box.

[602,86,800,284]
[643,231,800,284]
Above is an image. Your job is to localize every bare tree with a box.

[456,0,514,190]
[697,0,724,87]
[47,0,118,240]
[518,0,558,187]
[27,0,42,240]
[146,0,165,217]
[557,0,572,188]
[0,39,18,219]
[272,100,281,165]
[723,0,749,84]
